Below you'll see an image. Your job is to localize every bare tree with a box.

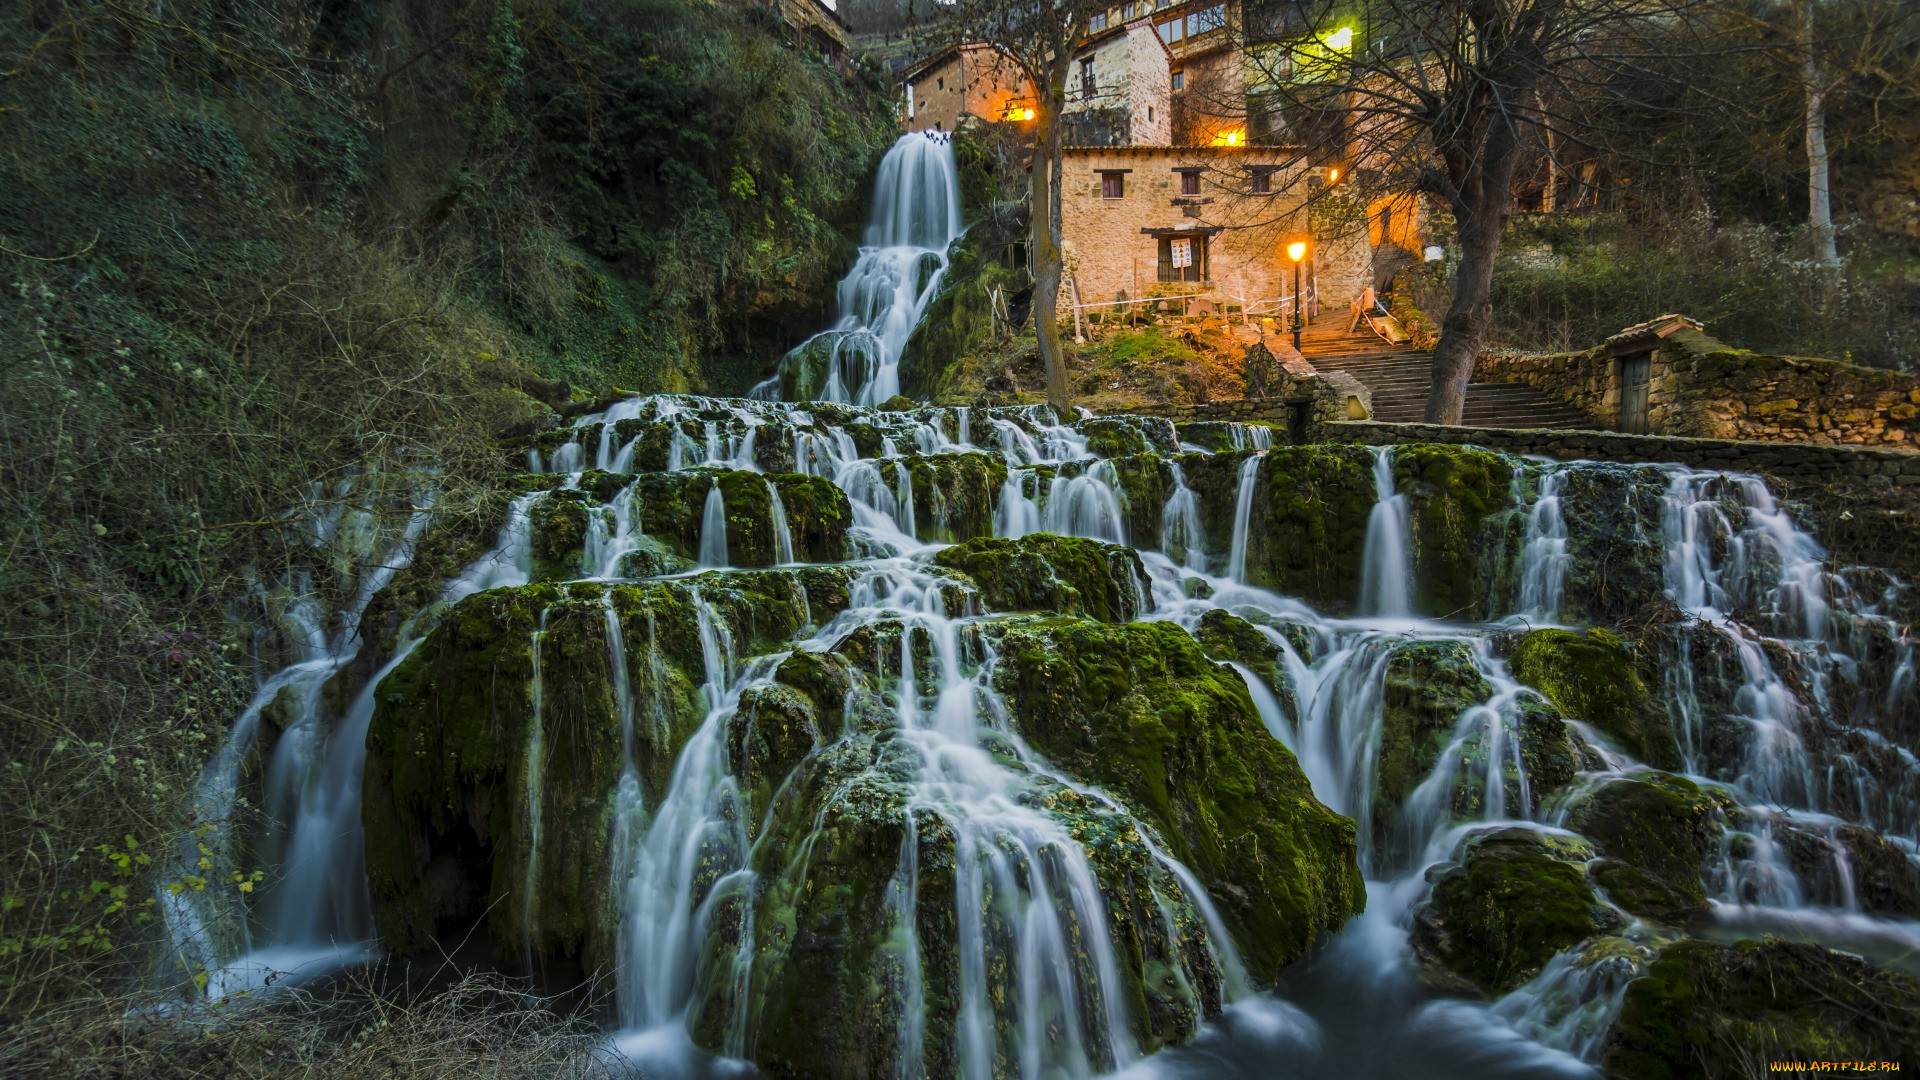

[1241,0,1710,423]
[941,0,1116,413]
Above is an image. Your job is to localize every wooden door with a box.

[1619,352,1652,434]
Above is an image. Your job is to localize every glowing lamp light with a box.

[1328,167,1340,183]
[1326,25,1353,49]
[1211,129,1245,146]
[1287,241,1307,262]
[1024,108,1036,120]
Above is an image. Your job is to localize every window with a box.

[1180,171,1200,195]
[1122,2,1136,18]
[1080,57,1096,98]
[936,77,944,91]
[1158,17,1183,42]
[1101,172,1126,199]
[1170,70,1185,91]
[1157,234,1207,281]
[1147,105,1155,122]
[1251,169,1272,194]
[1187,3,1226,36]
[1089,11,1107,30]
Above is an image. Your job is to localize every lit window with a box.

[1180,171,1200,195]
[1101,172,1125,199]
[1171,70,1185,90]
[1251,170,1271,194]
[1090,11,1107,31]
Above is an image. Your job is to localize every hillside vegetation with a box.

[0,0,893,1030]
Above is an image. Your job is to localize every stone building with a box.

[1061,19,1174,146]
[900,45,1035,134]
[1057,147,1369,318]
[777,0,853,65]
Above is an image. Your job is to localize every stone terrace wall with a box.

[1103,340,1372,436]
[1322,420,1920,487]
[1473,325,1920,448]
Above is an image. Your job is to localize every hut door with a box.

[1619,352,1652,434]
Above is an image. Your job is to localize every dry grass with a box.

[0,970,618,1080]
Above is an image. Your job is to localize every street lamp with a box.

[1287,240,1307,355]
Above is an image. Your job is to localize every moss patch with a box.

[1510,627,1681,768]
[1565,772,1725,923]
[931,534,1148,622]
[988,617,1366,982]
[1603,938,1920,1078]
[1411,827,1617,996]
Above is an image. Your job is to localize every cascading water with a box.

[1359,447,1413,618]
[754,132,963,406]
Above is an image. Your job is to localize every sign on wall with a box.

[1170,238,1193,269]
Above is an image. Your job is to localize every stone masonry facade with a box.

[1059,147,1369,320]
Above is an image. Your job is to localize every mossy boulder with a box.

[931,534,1147,621]
[1510,627,1681,768]
[1390,445,1519,619]
[1073,415,1179,457]
[1370,640,1582,861]
[1564,772,1725,923]
[1410,827,1619,996]
[1554,463,1673,625]
[988,617,1366,982]
[1772,818,1920,917]
[696,635,1235,1077]
[901,451,1009,544]
[361,569,854,970]
[1603,938,1920,1078]
[625,470,850,568]
[1242,445,1377,606]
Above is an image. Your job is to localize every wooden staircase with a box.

[1296,316,1593,429]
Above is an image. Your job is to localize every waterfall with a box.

[1514,466,1570,623]
[1225,454,1261,583]
[757,133,963,406]
[521,609,553,971]
[995,468,1042,539]
[766,479,796,565]
[699,483,729,568]
[1359,447,1412,618]
[169,488,538,997]
[1161,461,1207,574]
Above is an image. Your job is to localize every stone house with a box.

[1057,147,1369,318]
[901,45,1036,134]
[1061,19,1174,146]
[777,0,852,66]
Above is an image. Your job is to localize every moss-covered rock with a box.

[901,452,1008,543]
[1510,627,1681,768]
[1554,463,1673,626]
[1564,772,1725,923]
[1074,415,1180,458]
[1241,445,1377,606]
[361,569,852,970]
[1603,938,1920,1078]
[1772,818,1920,917]
[1390,445,1519,619]
[1410,827,1619,996]
[931,534,1147,622]
[1370,640,1582,860]
[987,617,1366,982]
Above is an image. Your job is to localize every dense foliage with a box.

[0,0,893,1021]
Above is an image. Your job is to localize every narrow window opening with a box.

[1180,171,1200,196]
[1101,172,1126,199]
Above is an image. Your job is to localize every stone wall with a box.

[1101,340,1373,440]
[1321,420,1920,487]
[1464,314,1920,448]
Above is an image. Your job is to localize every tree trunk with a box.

[1031,64,1072,415]
[1424,203,1501,424]
[1801,1,1840,267]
